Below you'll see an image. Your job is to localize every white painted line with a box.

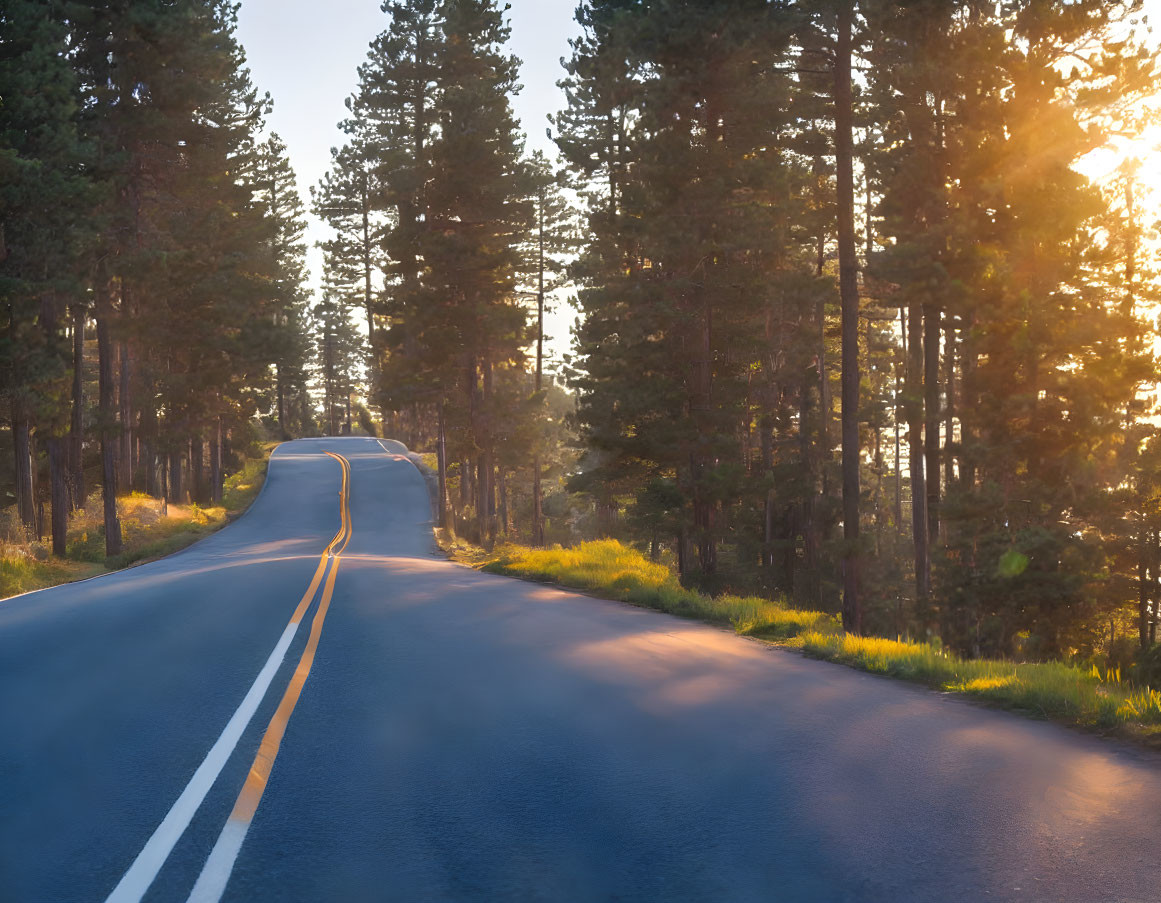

[103,619,304,903]
[185,818,249,903]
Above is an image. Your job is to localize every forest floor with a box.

[0,450,271,601]
[440,536,1161,748]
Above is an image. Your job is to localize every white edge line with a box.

[103,617,303,903]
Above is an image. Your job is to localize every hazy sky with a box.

[234,0,581,364]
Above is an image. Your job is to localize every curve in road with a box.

[2,436,1160,902]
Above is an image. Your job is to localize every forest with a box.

[4,0,1161,678]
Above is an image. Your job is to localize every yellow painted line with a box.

[106,449,351,903]
[232,451,350,820]
[287,452,348,626]
[187,451,353,903]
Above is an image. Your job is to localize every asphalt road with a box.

[3,436,1161,902]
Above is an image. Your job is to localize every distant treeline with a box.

[326,0,1161,666]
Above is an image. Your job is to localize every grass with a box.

[481,539,838,640]
[471,538,1161,741]
[795,631,1161,732]
[1,451,270,601]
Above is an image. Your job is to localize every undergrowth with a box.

[1,452,270,600]
[482,539,838,640]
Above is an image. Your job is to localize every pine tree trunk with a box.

[801,367,820,605]
[70,304,85,510]
[11,400,35,532]
[958,315,977,491]
[476,453,491,543]
[924,304,940,549]
[210,419,223,505]
[460,458,472,511]
[119,340,132,490]
[144,440,158,498]
[531,456,544,547]
[191,435,205,505]
[835,0,861,634]
[48,437,68,556]
[692,294,716,578]
[943,319,955,489]
[169,448,183,505]
[1140,528,1151,650]
[895,306,905,536]
[1150,529,1158,649]
[533,189,546,547]
[437,402,448,529]
[363,173,375,345]
[907,299,929,603]
[497,466,508,538]
[160,449,169,517]
[276,362,286,438]
[1147,526,1156,645]
[96,288,122,556]
[760,412,774,569]
[874,417,883,558]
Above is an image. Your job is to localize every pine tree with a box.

[312,278,362,437]
[259,133,313,439]
[561,0,818,585]
[0,0,92,553]
[523,151,578,545]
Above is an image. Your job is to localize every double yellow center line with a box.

[186,451,352,903]
[232,451,351,820]
[105,449,353,903]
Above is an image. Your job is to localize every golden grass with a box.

[1,453,270,600]
[481,539,838,639]
[475,538,1161,737]
[794,631,1161,730]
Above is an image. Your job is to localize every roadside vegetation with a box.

[1,454,269,601]
[472,539,1161,741]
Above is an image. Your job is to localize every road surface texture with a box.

[3,436,1161,902]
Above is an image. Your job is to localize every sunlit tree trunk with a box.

[835,0,861,634]
[96,282,122,556]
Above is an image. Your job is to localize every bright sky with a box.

[234,0,581,366]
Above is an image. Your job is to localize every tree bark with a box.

[835,0,861,634]
[692,292,716,578]
[191,435,205,505]
[497,466,508,538]
[801,363,820,605]
[118,340,132,490]
[437,401,448,529]
[943,318,955,490]
[532,188,546,547]
[1140,528,1151,651]
[169,448,183,506]
[96,285,122,556]
[70,304,85,509]
[11,400,35,532]
[907,298,929,603]
[48,437,68,556]
[362,171,375,345]
[210,419,223,505]
[276,362,286,438]
[924,304,941,549]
